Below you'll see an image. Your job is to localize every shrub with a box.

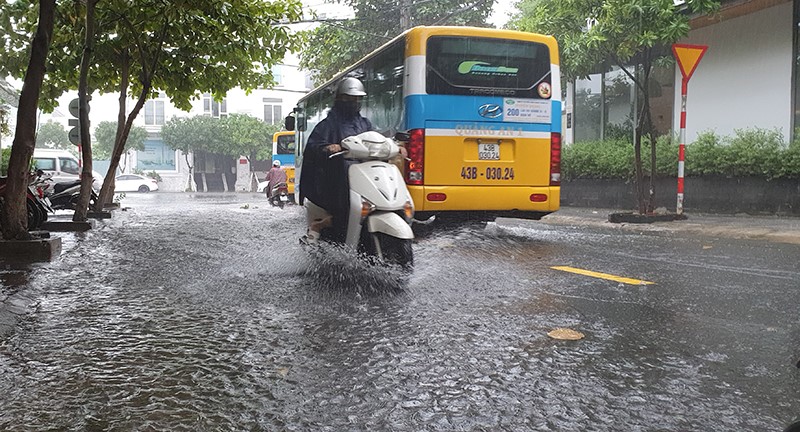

[146,170,162,183]
[565,127,800,180]
[780,138,800,179]
[725,128,784,178]
[132,168,162,182]
[0,147,9,176]
[561,138,633,180]
[642,134,679,177]
[562,135,677,180]
[685,130,724,176]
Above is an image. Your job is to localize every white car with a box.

[115,174,159,193]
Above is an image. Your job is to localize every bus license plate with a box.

[478,143,500,160]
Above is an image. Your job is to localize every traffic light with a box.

[67,97,89,146]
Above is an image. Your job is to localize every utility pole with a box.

[400,0,411,29]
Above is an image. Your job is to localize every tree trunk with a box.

[633,115,646,214]
[98,86,150,206]
[73,0,99,222]
[185,153,195,192]
[0,0,55,240]
[642,52,656,214]
[618,53,658,215]
[98,51,130,207]
[98,13,169,205]
[249,151,258,192]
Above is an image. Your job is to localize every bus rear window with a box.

[426,36,551,98]
[276,135,295,154]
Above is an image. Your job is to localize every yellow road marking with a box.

[551,266,655,285]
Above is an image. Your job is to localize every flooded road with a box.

[0,193,798,431]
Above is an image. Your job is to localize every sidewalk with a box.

[537,206,800,245]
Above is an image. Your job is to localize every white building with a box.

[563,0,797,146]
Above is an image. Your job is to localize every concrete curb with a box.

[0,237,62,262]
[538,208,800,245]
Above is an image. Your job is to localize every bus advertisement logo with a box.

[457,61,519,77]
[478,104,502,119]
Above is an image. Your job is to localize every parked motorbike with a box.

[305,131,415,268]
[269,182,291,208]
[46,178,99,211]
[0,170,52,230]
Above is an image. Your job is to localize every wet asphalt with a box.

[0,192,798,431]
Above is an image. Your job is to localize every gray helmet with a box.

[336,77,366,97]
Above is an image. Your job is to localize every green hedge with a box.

[562,128,800,180]
[1,147,9,176]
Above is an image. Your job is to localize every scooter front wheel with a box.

[369,232,413,269]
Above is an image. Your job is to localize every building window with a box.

[144,100,165,125]
[272,65,283,87]
[574,76,602,142]
[137,138,175,171]
[263,98,282,124]
[571,64,673,143]
[203,93,227,118]
[604,66,635,141]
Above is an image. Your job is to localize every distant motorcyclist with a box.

[264,160,287,198]
[299,77,373,244]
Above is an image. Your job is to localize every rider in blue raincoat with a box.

[300,77,373,243]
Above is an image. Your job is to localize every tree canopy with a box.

[35,120,73,151]
[509,0,718,80]
[221,114,280,162]
[300,0,496,85]
[0,0,306,112]
[162,115,225,156]
[162,114,278,160]
[93,121,146,160]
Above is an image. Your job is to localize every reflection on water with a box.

[0,193,792,430]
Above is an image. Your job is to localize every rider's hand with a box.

[325,144,342,154]
[398,146,408,159]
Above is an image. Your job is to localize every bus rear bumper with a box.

[409,185,560,217]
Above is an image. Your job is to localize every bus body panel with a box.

[422,129,551,186]
[405,95,562,133]
[293,26,562,217]
[401,28,562,216]
[408,185,560,212]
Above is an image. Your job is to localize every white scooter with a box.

[311,131,415,268]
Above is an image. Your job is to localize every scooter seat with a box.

[54,180,81,194]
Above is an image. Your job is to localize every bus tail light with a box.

[550,132,561,186]
[406,129,424,185]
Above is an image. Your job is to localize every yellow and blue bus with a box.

[272,131,296,196]
[292,26,561,220]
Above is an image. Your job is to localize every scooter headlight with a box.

[403,201,414,223]
[360,198,376,221]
